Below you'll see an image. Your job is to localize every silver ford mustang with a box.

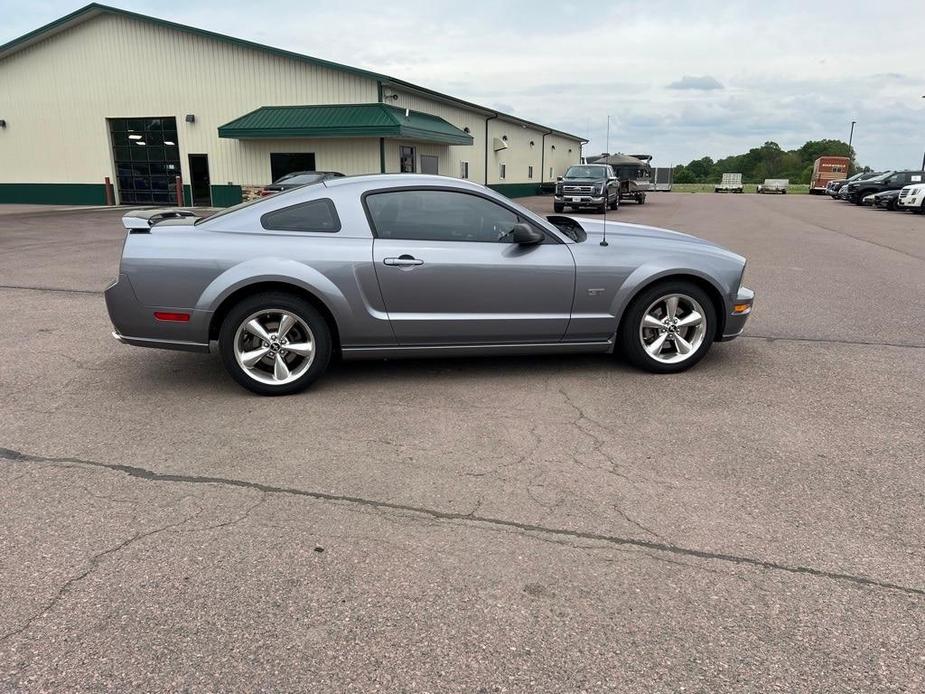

[106,174,753,395]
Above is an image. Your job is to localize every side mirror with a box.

[608,176,617,183]
[556,176,563,182]
[509,223,544,245]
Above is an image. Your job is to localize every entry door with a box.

[366,188,575,344]
[188,154,211,206]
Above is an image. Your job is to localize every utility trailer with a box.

[652,167,673,191]
[591,153,652,203]
[714,173,744,193]
[757,178,789,194]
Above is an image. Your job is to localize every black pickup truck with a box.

[845,170,925,204]
[553,164,620,213]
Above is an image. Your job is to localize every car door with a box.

[366,187,575,345]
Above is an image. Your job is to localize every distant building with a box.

[0,4,585,206]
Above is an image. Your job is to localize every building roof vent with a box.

[492,137,508,152]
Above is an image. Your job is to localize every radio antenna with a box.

[601,115,610,247]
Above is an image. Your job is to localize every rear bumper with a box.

[105,274,211,353]
[718,286,754,341]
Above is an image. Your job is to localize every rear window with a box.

[260,198,341,233]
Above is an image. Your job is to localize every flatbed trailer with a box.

[714,173,743,193]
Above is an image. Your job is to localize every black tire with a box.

[219,291,332,396]
[637,193,646,204]
[608,195,619,210]
[619,280,717,374]
[553,203,564,213]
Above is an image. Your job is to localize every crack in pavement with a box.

[742,334,925,350]
[0,284,102,295]
[0,506,205,645]
[2,446,923,598]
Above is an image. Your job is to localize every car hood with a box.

[566,217,744,260]
[561,178,606,184]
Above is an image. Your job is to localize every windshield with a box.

[564,166,608,179]
[279,174,324,185]
[867,171,895,183]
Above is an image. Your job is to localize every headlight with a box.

[594,183,604,195]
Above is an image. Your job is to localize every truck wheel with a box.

[637,193,646,204]
[608,196,618,210]
[553,203,564,213]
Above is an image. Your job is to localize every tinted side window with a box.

[261,198,341,232]
[365,190,524,243]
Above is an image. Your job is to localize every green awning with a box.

[218,103,473,145]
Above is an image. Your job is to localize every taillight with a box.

[154,312,190,322]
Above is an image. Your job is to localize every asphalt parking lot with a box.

[1,194,923,691]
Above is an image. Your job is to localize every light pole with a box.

[848,120,855,149]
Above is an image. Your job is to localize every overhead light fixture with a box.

[135,141,146,146]
[185,114,196,123]
[163,140,175,145]
[128,134,142,140]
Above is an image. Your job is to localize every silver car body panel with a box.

[105,174,751,359]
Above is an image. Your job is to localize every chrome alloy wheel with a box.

[233,310,315,385]
[638,293,707,365]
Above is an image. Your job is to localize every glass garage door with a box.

[109,117,181,205]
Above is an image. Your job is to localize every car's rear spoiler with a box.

[122,208,200,231]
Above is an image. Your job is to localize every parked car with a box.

[757,179,789,194]
[108,174,754,395]
[830,171,881,198]
[898,183,925,213]
[844,170,925,204]
[554,164,620,213]
[809,156,850,194]
[714,173,744,193]
[260,170,344,196]
[870,189,903,210]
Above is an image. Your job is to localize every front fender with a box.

[608,262,732,325]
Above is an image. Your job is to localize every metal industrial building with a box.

[0,4,585,207]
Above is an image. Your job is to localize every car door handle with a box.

[383,255,424,267]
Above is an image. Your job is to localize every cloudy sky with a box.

[3,0,923,169]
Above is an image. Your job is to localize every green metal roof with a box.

[0,3,586,143]
[218,104,474,144]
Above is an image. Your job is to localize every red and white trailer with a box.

[810,156,850,194]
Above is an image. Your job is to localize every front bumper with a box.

[555,193,606,207]
[899,193,924,209]
[105,274,211,353]
[718,286,754,341]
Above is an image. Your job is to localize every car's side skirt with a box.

[341,340,615,361]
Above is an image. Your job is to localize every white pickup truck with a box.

[714,173,743,193]
[757,179,789,194]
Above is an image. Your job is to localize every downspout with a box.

[540,129,552,187]
[377,81,386,173]
[484,112,498,185]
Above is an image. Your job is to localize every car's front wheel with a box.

[619,281,717,373]
[553,203,564,213]
[219,292,332,395]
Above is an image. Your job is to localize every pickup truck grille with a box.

[562,185,594,194]
[899,189,909,198]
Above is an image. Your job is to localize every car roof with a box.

[322,173,489,193]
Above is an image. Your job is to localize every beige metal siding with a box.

[0,13,378,186]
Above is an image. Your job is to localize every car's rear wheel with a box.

[619,281,717,374]
[219,292,332,396]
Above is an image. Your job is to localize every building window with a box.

[549,168,554,179]
[460,161,469,179]
[400,146,416,173]
[499,163,506,180]
[528,166,533,179]
[270,153,316,181]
